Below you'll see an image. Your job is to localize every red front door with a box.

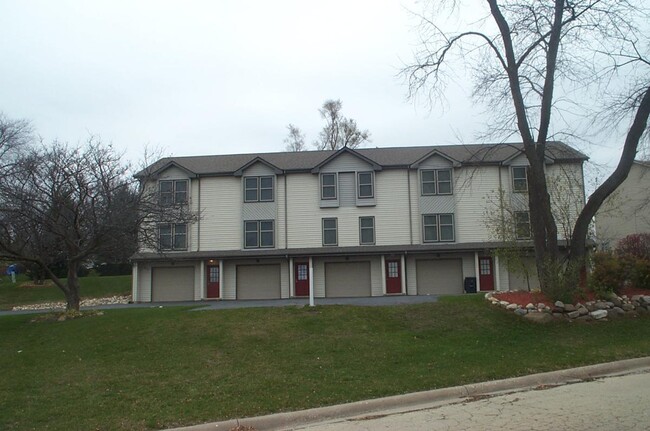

[295,262,309,297]
[206,265,220,298]
[479,257,494,291]
[385,260,402,294]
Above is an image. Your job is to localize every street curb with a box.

[165,356,650,431]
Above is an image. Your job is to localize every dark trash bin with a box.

[464,277,477,293]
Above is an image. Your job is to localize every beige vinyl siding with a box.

[136,262,152,302]
[408,170,420,245]
[200,176,242,250]
[375,170,411,246]
[320,152,373,173]
[286,173,322,248]
[598,163,650,246]
[507,257,540,291]
[498,257,509,292]
[454,166,501,242]
[546,163,585,241]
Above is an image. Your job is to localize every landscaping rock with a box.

[578,306,589,316]
[12,295,132,312]
[595,302,610,310]
[499,301,510,307]
[631,295,643,302]
[554,300,565,309]
[514,308,528,316]
[590,310,608,320]
[575,315,592,322]
[537,303,546,309]
[622,303,635,312]
[525,303,535,310]
[611,297,623,307]
[563,303,576,312]
[567,310,581,319]
[506,303,519,310]
[637,307,649,315]
[642,296,650,305]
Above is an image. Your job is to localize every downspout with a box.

[284,174,288,249]
[197,176,201,252]
[407,169,413,245]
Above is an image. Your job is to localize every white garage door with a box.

[416,259,463,295]
[325,262,371,297]
[236,264,281,299]
[152,267,195,302]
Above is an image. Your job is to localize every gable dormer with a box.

[311,147,381,208]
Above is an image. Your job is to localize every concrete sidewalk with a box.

[165,357,650,431]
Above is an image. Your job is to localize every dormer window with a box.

[512,166,528,193]
[357,172,374,198]
[421,169,452,195]
[321,173,337,200]
[244,176,274,202]
[159,180,188,205]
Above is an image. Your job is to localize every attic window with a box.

[512,167,528,193]
[159,180,188,205]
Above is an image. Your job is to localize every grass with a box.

[0,275,132,310]
[1,295,649,430]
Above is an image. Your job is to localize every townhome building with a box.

[131,142,587,302]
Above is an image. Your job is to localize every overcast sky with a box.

[0,0,636,173]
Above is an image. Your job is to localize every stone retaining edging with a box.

[485,291,650,322]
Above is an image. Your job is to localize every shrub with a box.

[615,233,650,260]
[589,251,625,296]
[616,233,650,290]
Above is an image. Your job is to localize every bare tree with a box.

[315,99,371,150]
[0,137,198,311]
[404,0,650,295]
[284,124,306,152]
[0,113,33,174]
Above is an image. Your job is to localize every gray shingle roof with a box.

[137,141,587,177]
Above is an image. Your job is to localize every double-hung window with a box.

[159,180,188,205]
[512,166,528,193]
[422,214,455,242]
[159,223,188,250]
[359,216,375,245]
[421,169,452,195]
[514,211,531,239]
[321,173,337,200]
[322,218,338,246]
[244,220,274,248]
[244,176,274,202]
[357,172,374,198]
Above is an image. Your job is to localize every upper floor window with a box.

[421,169,452,195]
[244,176,274,202]
[159,180,188,205]
[359,216,375,245]
[244,220,274,248]
[159,223,187,250]
[514,211,531,239]
[321,173,337,200]
[423,214,455,242]
[357,172,374,198]
[322,217,338,246]
[512,166,528,193]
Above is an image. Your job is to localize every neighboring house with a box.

[597,160,650,249]
[131,142,587,302]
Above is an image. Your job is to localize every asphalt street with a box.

[295,370,650,431]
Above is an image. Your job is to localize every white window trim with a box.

[512,166,529,193]
[322,217,338,246]
[158,223,188,251]
[359,216,375,245]
[244,176,274,203]
[244,220,275,249]
[357,171,374,199]
[320,173,338,200]
[422,213,455,243]
[159,179,189,205]
[421,169,453,196]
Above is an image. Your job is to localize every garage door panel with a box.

[152,267,194,302]
[325,262,371,297]
[237,264,281,300]
[417,259,462,295]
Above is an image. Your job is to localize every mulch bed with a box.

[492,287,649,307]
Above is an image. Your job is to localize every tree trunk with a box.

[569,86,650,264]
[64,262,81,311]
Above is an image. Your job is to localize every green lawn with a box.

[0,275,132,310]
[1,295,649,430]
